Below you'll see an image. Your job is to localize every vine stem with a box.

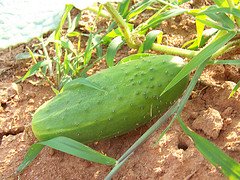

[104,2,139,48]
[151,43,198,58]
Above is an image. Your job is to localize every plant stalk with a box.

[211,39,240,59]
[104,2,139,49]
[87,6,110,19]
[151,43,198,58]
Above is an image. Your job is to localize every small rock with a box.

[26,92,36,98]
[222,118,232,130]
[7,83,22,98]
[192,108,223,139]
[28,98,34,104]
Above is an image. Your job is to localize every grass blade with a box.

[17,137,116,173]
[196,19,205,47]
[93,34,103,58]
[137,8,186,33]
[118,0,131,18]
[126,0,156,21]
[21,60,51,82]
[17,144,44,173]
[178,117,240,179]
[139,30,161,52]
[208,59,240,65]
[40,137,116,165]
[84,33,94,65]
[67,13,81,34]
[106,36,124,67]
[212,0,229,7]
[161,31,236,95]
[229,81,240,98]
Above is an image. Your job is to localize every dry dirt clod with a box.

[28,98,35,104]
[0,83,22,103]
[192,107,223,139]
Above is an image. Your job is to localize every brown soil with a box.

[0,2,240,180]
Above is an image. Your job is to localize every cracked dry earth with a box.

[0,47,240,180]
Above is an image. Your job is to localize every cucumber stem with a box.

[151,43,198,58]
[104,2,139,49]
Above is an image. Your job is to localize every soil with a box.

[0,1,240,180]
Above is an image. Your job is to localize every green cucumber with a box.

[32,55,189,143]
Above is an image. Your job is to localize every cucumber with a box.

[32,55,189,143]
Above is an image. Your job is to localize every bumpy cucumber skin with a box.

[32,55,189,143]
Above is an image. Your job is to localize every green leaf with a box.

[40,137,116,165]
[183,28,218,50]
[55,4,74,62]
[17,137,116,173]
[178,117,240,180]
[67,31,81,37]
[137,8,186,33]
[126,0,156,20]
[118,0,131,18]
[208,59,240,65]
[67,13,81,34]
[92,34,103,58]
[161,31,236,95]
[212,0,229,7]
[103,24,133,44]
[84,33,94,65]
[62,77,105,92]
[196,19,205,47]
[56,38,77,55]
[207,12,235,30]
[21,60,51,82]
[17,144,44,172]
[196,5,240,17]
[178,0,191,4]
[106,36,124,67]
[229,81,240,98]
[196,15,232,31]
[139,30,161,53]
